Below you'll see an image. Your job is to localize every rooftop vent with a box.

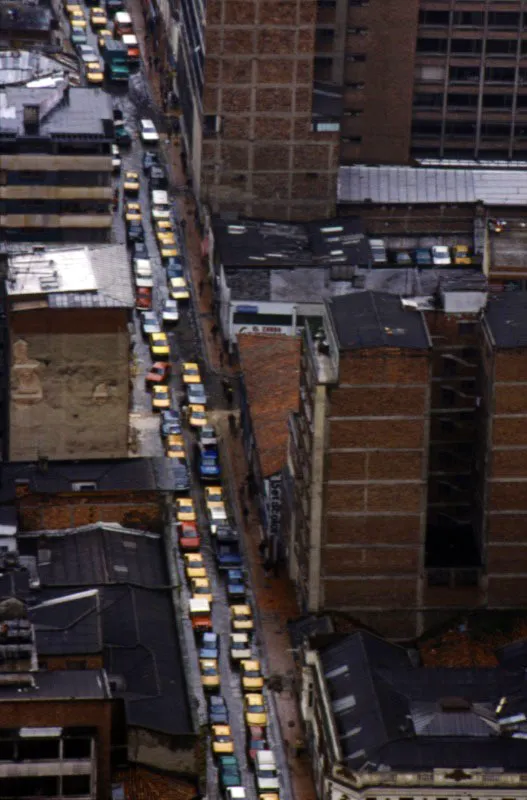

[439,696,472,712]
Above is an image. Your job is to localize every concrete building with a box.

[238,334,300,564]
[148,0,341,220]
[316,0,527,165]
[0,593,112,800]
[0,78,113,242]
[300,629,527,800]
[6,245,133,462]
[0,3,57,50]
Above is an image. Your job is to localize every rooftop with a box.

[318,630,527,772]
[0,669,109,700]
[0,82,113,138]
[484,292,527,348]
[0,457,176,502]
[238,334,301,477]
[7,246,134,309]
[338,165,527,206]
[115,766,197,800]
[212,216,371,269]
[326,291,431,351]
[18,525,193,737]
[0,3,53,34]
[0,51,75,89]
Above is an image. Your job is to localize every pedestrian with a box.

[228,412,237,435]
[221,377,229,395]
[226,386,234,407]
[199,279,204,296]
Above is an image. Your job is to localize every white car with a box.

[151,190,170,221]
[162,298,179,324]
[140,118,159,143]
[111,144,121,172]
[77,43,97,63]
[229,633,252,664]
[187,383,207,405]
[431,245,451,266]
[134,258,153,288]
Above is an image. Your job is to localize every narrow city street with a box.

[64,5,298,797]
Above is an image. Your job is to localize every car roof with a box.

[242,660,260,669]
[230,632,249,642]
[245,693,264,702]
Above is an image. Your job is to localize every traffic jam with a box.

[64,1,284,798]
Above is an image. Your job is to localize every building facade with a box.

[0,81,113,242]
[6,246,133,462]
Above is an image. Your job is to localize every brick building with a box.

[151,0,340,219]
[0,458,176,533]
[6,246,133,462]
[287,284,527,639]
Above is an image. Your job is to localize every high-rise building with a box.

[317,0,527,165]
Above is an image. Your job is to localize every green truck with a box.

[101,39,129,83]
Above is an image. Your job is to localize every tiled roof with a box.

[238,334,301,477]
[115,767,196,800]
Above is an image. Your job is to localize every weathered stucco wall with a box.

[9,309,130,460]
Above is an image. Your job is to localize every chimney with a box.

[23,105,40,135]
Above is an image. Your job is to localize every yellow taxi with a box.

[240,659,264,692]
[231,604,254,632]
[189,404,208,428]
[211,725,234,758]
[169,276,190,301]
[176,497,196,522]
[90,6,108,27]
[191,577,213,604]
[155,219,176,241]
[69,8,87,27]
[165,434,185,459]
[98,28,112,48]
[123,171,140,195]
[244,693,268,726]
[124,201,142,222]
[86,62,104,84]
[200,658,220,691]
[152,385,170,411]
[259,794,280,800]
[184,552,207,580]
[452,244,473,265]
[182,362,201,384]
[205,486,223,504]
[149,332,170,359]
[65,0,81,12]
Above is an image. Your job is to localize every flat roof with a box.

[7,245,134,309]
[238,335,300,477]
[0,51,74,88]
[327,291,430,350]
[0,669,108,700]
[0,83,113,138]
[338,165,527,206]
[213,216,371,269]
[484,292,527,349]
[0,3,52,33]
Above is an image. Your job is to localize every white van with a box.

[255,751,279,792]
[151,190,170,221]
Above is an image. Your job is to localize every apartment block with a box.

[288,284,527,639]
[0,79,114,241]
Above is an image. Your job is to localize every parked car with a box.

[111,144,122,172]
[177,521,200,551]
[184,553,206,580]
[182,362,201,384]
[208,695,229,725]
[187,383,207,406]
[227,569,246,604]
[211,725,234,759]
[151,189,171,221]
[231,604,253,633]
[240,659,264,692]
[123,170,140,195]
[145,362,170,387]
[393,250,412,266]
[189,404,208,429]
[149,164,168,189]
[191,577,213,604]
[200,658,220,691]
[77,43,97,63]
[162,298,179,325]
[452,244,473,265]
[133,241,149,260]
[124,202,142,222]
[431,245,451,266]
[189,598,212,634]
[135,286,152,311]
[114,123,132,146]
[143,150,160,173]
[254,750,279,793]
[160,408,181,437]
[169,276,189,301]
[165,434,185,459]
[140,118,160,143]
[90,6,108,27]
[243,694,267,727]
[199,631,219,660]
[140,311,160,337]
[414,248,432,267]
[229,632,252,664]
[246,726,268,770]
[200,450,220,481]
[151,385,170,412]
[71,26,87,44]
[177,497,196,523]
[369,238,388,265]
[126,221,145,246]
[218,755,241,796]
[149,332,170,360]
[199,425,218,447]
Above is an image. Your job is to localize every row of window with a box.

[418,64,527,83]
[0,775,91,798]
[418,36,527,56]
[1,201,110,214]
[1,171,110,187]
[412,120,527,138]
[0,140,110,156]
[420,9,526,27]
[414,93,527,110]
[0,737,91,761]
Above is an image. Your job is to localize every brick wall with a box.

[18,492,163,532]
[202,0,339,219]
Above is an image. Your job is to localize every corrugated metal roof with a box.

[338,165,527,206]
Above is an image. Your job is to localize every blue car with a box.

[200,452,220,481]
[71,27,87,44]
[227,569,246,604]
[199,631,219,660]
[160,409,182,438]
[208,695,229,725]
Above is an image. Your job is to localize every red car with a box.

[246,725,267,768]
[136,286,152,310]
[178,521,200,551]
[146,362,171,386]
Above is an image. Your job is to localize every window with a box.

[416,38,447,55]
[458,321,476,334]
[63,775,91,796]
[413,92,443,108]
[419,9,449,25]
[203,115,221,137]
[450,38,482,55]
[452,11,484,26]
[63,737,91,759]
[71,482,97,492]
[18,738,60,761]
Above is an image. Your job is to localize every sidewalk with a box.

[128,6,315,798]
